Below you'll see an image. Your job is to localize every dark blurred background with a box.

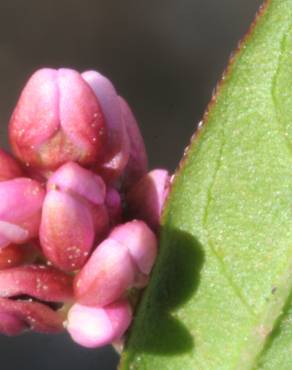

[0,1,262,369]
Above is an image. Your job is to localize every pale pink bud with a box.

[47,161,106,205]
[0,149,23,181]
[0,178,45,248]
[119,97,148,188]
[74,239,136,307]
[40,162,109,271]
[126,169,170,231]
[67,299,132,348]
[82,71,130,183]
[74,220,157,305]
[9,68,107,172]
[0,297,64,334]
[109,220,157,276]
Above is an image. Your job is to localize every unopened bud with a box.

[67,299,132,348]
[9,68,107,172]
[74,220,157,306]
[40,162,109,271]
[126,169,170,230]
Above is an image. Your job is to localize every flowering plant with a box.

[0,68,170,348]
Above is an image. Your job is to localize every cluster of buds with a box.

[0,68,170,348]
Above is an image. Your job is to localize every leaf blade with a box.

[120,1,292,369]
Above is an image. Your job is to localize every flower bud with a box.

[0,297,64,334]
[0,178,45,248]
[109,220,157,276]
[126,169,170,230]
[40,162,109,271]
[119,97,148,188]
[0,265,73,302]
[74,220,157,306]
[9,68,107,172]
[0,265,73,335]
[81,71,130,183]
[67,299,132,348]
[0,149,23,181]
[74,239,136,307]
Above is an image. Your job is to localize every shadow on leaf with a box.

[125,225,204,355]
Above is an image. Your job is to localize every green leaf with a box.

[119,1,292,369]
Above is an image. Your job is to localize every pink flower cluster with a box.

[0,68,170,348]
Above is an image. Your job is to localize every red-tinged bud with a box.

[105,187,122,226]
[40,163,109,271]
[67,299,132,348]
[0,298,64,334]
[109,220,157,277]
[0,265,73,302]
[74,221,157,306]
[81,71,130,183]
[0,178,45,248]
[74,239,136,307]
[9,68,107,172]
[0,265,73,335]
[0,244,36,270]
[0,149,23,181]
[126,169,170,231]
[119,97,148,188]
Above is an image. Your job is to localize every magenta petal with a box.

[119,96,148,188]
[74,239,136,307]
[67,299,132,348]
[110,220,157,275]
[58,69,106,163]
[9,68,60,167]
[47,161,106,205]
[40,190,95,271]
[82,70,130,183]
[126,169,170,230]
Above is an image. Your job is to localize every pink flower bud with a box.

[9,68,107,172]
[109,220,157,276]
[119,97,148,188]
[40,162,109,271]
[67,299,132,348]
[0,265,73,335]
[74,239,136,307]
[74,220,157,306]
[81,71,130,183]
[126,169,170,231]
[0,178,45,248]
[0,297,64,334]
[0,149,23,181]
[0,265,73,302]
